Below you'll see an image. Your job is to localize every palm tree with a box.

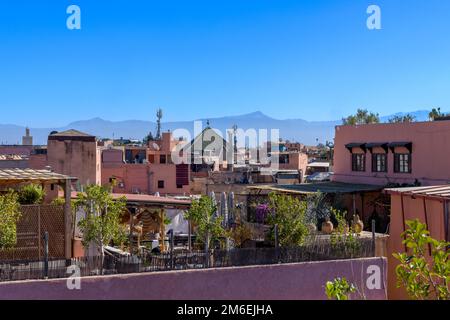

[429,108,442,121]
[342,109,380,125]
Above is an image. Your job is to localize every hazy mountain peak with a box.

[0,109,442,146]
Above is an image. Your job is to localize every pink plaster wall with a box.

[28,154,48,170]
[0,257,387,300]
[102,163,190,196]
[0,145,34,156]
[333,120,450,186]
[387,194,447,299]
[47,139,100,186]
[278,152,308,174]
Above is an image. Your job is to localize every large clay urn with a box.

[321,219,334,234]
[352,215,364,234]
[307,223,317,234]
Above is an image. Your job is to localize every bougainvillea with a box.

[255,203,270,224]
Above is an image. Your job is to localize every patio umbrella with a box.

[228,192,235,225]
[220,192,228,228]
[209,191,217,217]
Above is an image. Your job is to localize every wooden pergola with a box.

[111,194,192,252]
[0,168,77,259]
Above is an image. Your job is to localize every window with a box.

[351,154,365,172]
[160,155,166,164]
[394,153,411,173]
[279,154,289,164]
[177,184,183,189]
[372,154,387,172]
[148,154,155,163]
[176,164,189,186]
[158,180,165,189]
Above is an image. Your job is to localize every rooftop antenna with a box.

[156,108,163,139]
[232,124,238,163]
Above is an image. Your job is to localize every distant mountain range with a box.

[0,110,440,146]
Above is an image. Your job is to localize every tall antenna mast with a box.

[156,108,163,139]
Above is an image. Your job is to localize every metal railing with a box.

[0,234,375,283]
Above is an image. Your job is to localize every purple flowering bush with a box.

[255,203,270,224]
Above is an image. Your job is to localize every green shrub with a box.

[266,193,309,247]
[0,191,21,249]
[393,219,450,300]
[325,277,356,300]
[17,184,46,205]
[184,196,226,249]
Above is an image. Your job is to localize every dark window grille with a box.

[372,153,387,172]
[394,153,411,173]
[351,154,365,172]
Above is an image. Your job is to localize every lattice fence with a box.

[0,205,65,261]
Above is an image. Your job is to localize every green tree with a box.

[143,131,154,144]
[342,109,380,125]
[17,184,46,205]
[267,193,309,247]
[325,277,357,300]
[75,185,128,256]
[388,114,416,123]
[184,196,226,250]
[429,107,444,121]
[0,191,21,249]
[393,219,450,300]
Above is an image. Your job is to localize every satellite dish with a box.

[152,142,160,150]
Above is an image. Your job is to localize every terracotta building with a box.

[101,132,190,195]
[324,119,450,229]
[333,119,450,186]
[47,130,101,187]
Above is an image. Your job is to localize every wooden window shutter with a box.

[394,154,399,173]
[372,154,376,172]
[408,154,412,173]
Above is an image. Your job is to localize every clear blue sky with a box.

[1,0,450,127]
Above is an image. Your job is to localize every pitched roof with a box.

[50,129,93,137]
[48,129,96,142]
[188,127,230,150]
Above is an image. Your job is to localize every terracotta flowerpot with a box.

[307,223,317,234]
[352,215,364,234]
[321,220,334,234]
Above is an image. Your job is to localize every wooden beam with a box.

[400,194,407,253]
[422,198,432,255]
[64,179,73,259]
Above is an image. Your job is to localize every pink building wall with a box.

[102,163,190,195]
[101,133,191,196]
[387,193,447,300]
[47,136,101,187]
[333,120,450,186]
[28,154,48,170]
[0,145,34,156]
[0,257,387,300]
[278,152,308,174]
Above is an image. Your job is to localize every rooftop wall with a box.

[0,257,387,300]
